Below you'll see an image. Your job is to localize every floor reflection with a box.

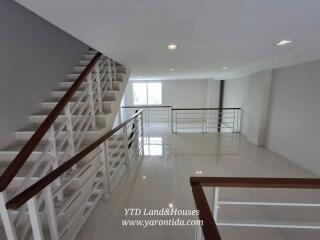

[144,137,163,156]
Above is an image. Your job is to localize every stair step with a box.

[15,120,108,141]
[52,89,117,100]
[29,108,110,123]
[0,138,70,162]
[74,65,125,74]
[60,80,121,90]
[67,71,123,81]
[79,59,106,66]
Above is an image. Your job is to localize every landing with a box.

[77,123,319,240]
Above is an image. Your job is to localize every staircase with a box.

[0,49,133,240]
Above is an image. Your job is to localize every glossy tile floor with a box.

[77,124,320,240]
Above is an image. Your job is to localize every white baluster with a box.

[27,197,44,240]
[95,63,103,113]
[0,192,17,240]
[44,186,59,240]
[65,103,76,155]
[213,187,219,221]
[107,58,112,90]
[48,126,64,200]
[122,124,130,166]
[103,141,112,194]
[112,60,117,86]
[140,112,145,158]
[87,72,97,129]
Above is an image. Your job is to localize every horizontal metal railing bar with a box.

[0,52,102,192]
[123,105,172,108]
[190,176,320,240]
[190,177,320,188]
[218,201,320,207]
[6,110,143,209]
[173,107,241,110]
[216,221,320,229]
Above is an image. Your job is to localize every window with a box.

[133,82,162,105]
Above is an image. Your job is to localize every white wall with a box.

[124,79,216,108]
[224,71,272,146]
[265,60,320,174]
[225,60,320,175]
[0,1,88,147]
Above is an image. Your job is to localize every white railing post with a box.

[112,60,117,85]
[65,103,76,155]
[87,72,97,129]
[140,112,145,157]
[122,124,130,166]
[95,62,103,113]
[44,186,59,240]
[27,197,44,240]
[48,126,64,200]
[213,187,219,221]
[0,192,17,240]
[202,110,205,133]
[195,225,203,240]
[99,143,110,199]
[103,141,112,194]
[107,58,112,90]
[133,115,139,160]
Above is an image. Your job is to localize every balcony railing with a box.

[191,177,320,240]
[172,108,241,133]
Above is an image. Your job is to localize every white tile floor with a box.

[77,124,320,240]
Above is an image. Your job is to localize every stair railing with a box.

[191,177,320,240]
[5,110,144,240]
[0,51,123,239]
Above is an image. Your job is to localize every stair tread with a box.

[44,95,116,104]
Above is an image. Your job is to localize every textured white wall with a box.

[266,60,320,174]
[0,1,88,147]
[224,71,272,146]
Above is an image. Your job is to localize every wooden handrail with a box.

[190,177,320,189]
[172,107,241,111]
[0,52,102,192]
[190,176,320,240]
[6,110,143,209]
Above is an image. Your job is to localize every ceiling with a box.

[15,0,320,80]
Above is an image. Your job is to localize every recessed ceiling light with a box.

[168,44,177,50]
[142,176,147,179]
[169,68,175,71]
[275,40,293,46]
[196,171,203,175]
[222,66,228,70]
[168,202,174,209]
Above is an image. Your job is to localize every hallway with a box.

[77,123,320,240]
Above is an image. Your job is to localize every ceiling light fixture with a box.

[168,44,177,50]
[168,203,174,209]
[275,40,293,46]
[142,176,147,179]
[169,68,175,71]
[196,171,203,175]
